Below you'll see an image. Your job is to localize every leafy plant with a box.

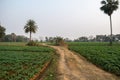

[69,42,120,75]
[26,41,39,46]
[0,45,54,80]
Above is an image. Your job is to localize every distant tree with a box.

[3,34,12,42]
[100,0,119,45]
[115,34,120,40]
[16,35,29,42]
[88,35,94,42]
[11,33,16,42]
[64,38,72,42]
[0,24,6,41]
[24,19,38,41]
[54,37,67,46]
[45,37,49,42]
[96,35,109,42]
[49,37,55,43]
[103,35,110,42]
[3,34,29,42]
[79,37,88,42]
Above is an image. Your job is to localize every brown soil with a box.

[51,46,120,80]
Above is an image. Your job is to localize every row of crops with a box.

[68,42,120,76]
[0,45,54,80]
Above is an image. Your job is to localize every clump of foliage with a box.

[54,37,68,47]
[0,24,6,40]
[26,41,39,46]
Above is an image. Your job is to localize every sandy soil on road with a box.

[52,46,120,80]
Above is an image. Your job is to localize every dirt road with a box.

[52,46,120,80]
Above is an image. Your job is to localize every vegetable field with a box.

[69,42,120,76]
[0,45,54,80]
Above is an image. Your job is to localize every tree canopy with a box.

[0,25,6,39]
[24,19,38,41]
[100,0,119,16]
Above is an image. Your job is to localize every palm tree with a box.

[24,19,38,41]
[100,0,119,45]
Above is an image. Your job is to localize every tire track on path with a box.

[51,46,119,80]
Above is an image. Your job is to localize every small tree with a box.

[100,0,119,45]
[0,24,6,41]
[54,37,68,47]
[24,19,38,41]
[11,33,16,42]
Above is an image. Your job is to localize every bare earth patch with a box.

[51,46,120,80]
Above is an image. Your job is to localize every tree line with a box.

[1,33,29,42]
[44,34,120,43]
[74,34,120,42]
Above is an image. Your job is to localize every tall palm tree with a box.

[24,19,38,41]
[100,0,119,45]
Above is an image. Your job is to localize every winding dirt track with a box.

[51,46,120,80]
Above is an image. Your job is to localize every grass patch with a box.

[41,52,59,80]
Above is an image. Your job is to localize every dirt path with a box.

[51,46,120,80]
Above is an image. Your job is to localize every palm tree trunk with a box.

[109,15,112,46]
[30,31,31,41]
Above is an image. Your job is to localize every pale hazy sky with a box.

[0,0,120,40]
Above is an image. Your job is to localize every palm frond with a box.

[100,0,119,16]
[107,0,112,3]
[24,19,38,33]
[114,0,119,5]
[101,0,107,4]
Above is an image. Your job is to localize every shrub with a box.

[26,41,39,46]
[54,37,68,47]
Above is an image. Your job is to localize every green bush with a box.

[26,41,39,46]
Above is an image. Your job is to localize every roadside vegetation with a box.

[41,51,58,80]
[69,42,120,76]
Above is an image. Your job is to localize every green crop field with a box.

[0,43,54,80]
[69,42,120,76]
